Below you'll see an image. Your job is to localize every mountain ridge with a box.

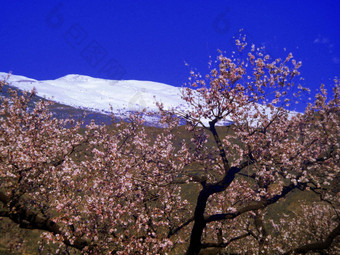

[0,72,298,127]
[1,72,236,126]
[0,72,184,114]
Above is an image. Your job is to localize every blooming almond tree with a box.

[0,37,339,254]
[0,83,190,254]
[172,39,339,254]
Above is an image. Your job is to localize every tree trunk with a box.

[186,189,210,255]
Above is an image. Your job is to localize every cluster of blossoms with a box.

[0,82,191,254]
[0,38,339,254]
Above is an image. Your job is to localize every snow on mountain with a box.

[0,72,298,126]
[0,73,185,114]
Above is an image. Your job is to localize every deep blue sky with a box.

[1,1,339,110]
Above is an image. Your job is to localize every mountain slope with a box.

[0,73,184,113]
[0,72,235,126]
[0,72,298,126]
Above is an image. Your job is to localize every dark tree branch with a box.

[284,222,340,254]
[209,120,230,174]
[0,191,89,251]
[0,209,10,217]
[201,232,251,248]
[205,183,297,223]
[168,217,194,238]
[186,165,246,254]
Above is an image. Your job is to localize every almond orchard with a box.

[0,39,339,254]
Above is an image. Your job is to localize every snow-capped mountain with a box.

[1,72,231,126]
[0,72,298,126]
[0,72,184,113]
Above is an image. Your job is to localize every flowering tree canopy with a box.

[0,40,339,254]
